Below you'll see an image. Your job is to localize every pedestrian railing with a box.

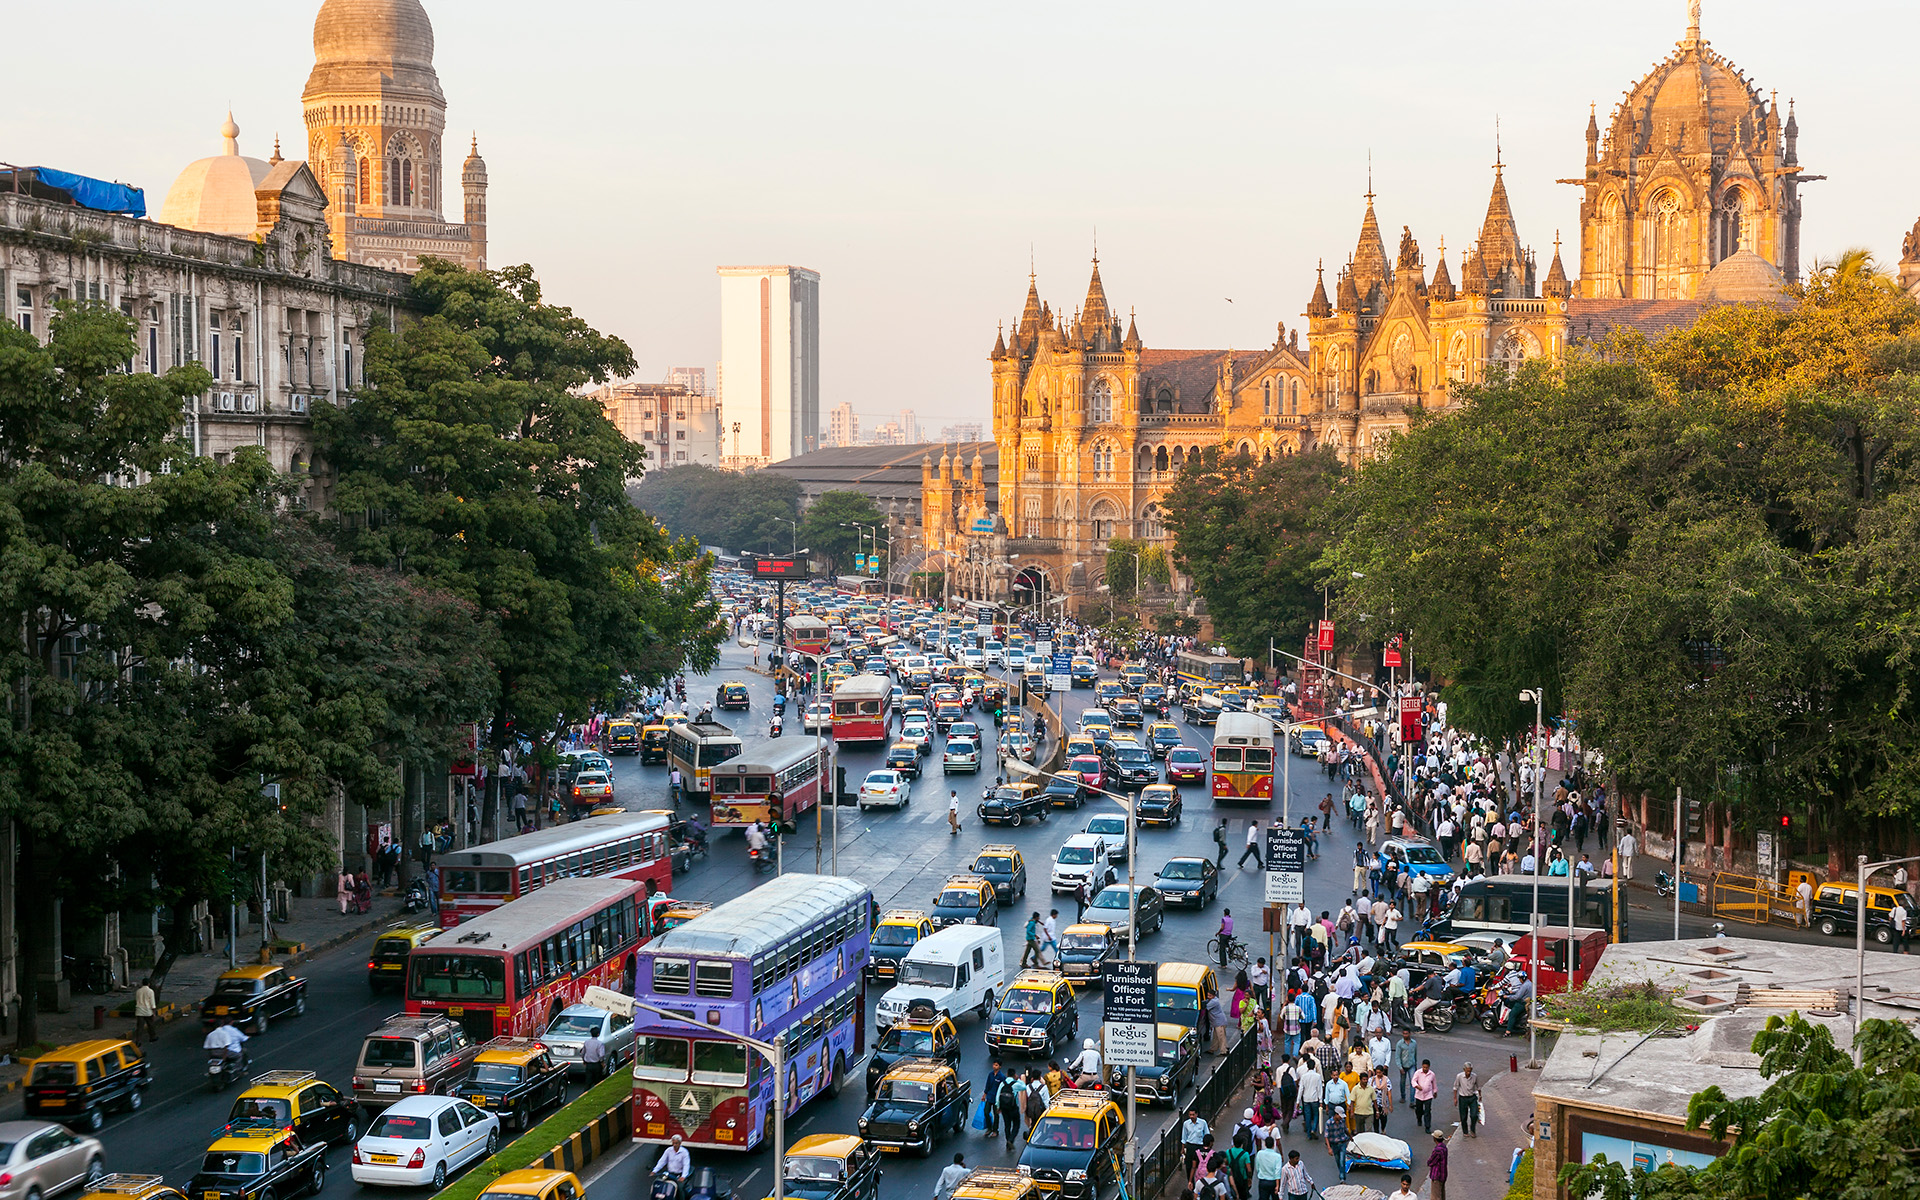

[1132,1028,1258,1200]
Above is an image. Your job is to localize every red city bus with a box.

[436,811,673,926]
[405,876,645,1042]
[831,675,890,746]
[783,616,831,658]
[707,741,827,831]
[1211,712,1275,802]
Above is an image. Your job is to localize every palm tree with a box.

[1812,247,1904,294]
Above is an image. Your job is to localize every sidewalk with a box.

[0,892,410,1088]
[1422,1066,1532,1200]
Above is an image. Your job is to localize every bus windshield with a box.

[699,742,741,767]
[633,1036,689,1082]
[691,1040,747,1085]
[408,953,506,1001]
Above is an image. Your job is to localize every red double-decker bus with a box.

[831,675,890,745]
[404,876,645,1042]
[436,810,673,926]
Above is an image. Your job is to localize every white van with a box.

[874,924,1006,1029]
[1051,834,1116,893]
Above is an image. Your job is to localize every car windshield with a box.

[1001,988,1054,1013]
[200,1153,266,1176]
[938,889,979,909]
[880,1079,933,1104]
[991,789,1031,805]
[29,1062,77,1085]
[1072,758,1101,773]
[547,1014,603,1038]
[1061,932,1106,951]
[471,1062,523,1085]
[1156,987,1200,1022]
[882,1027,936,1052]
[1058,847,1096,865]
[948,742,976,755]
[975,856,1012,873]
[874,924,922,947]
[1028,1116,1099,1150]
[1160,861,1204,880]
[1170,750,1204,764]
[1401,845,1446,865]
[230,1097,291,1122]
[900,961,957,988]
[865,773,897,786]
[1142,790,1175,806]
[361,1038,419,1068]
[367,1113,433,1140]
[1116,750,1150,764]
[784,1157,846,1183]
[1091,890,1132,909]
[1089,820,1124,836]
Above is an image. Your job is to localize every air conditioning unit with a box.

[216,393,236,412]
[289,394,309,414]
[240,393,258,413]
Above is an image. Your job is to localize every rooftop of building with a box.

[1536,936,1920,1121]
[756,442,997,508]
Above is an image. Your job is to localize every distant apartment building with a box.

[594,381,721,470]
[897,409,919,443]
[938,423,984,443]
[666,365,709,396]
[868,421,905,445]
[828,401,859,448]
[717,265,820,467]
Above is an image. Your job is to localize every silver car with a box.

[0,1122,105,1200]
[541,1005,634,1080]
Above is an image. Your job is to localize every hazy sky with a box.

[8,1,1915,431]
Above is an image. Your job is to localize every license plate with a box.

[370,1154,398,1165]
[41,1099,65,1107]
[447,1007,464,1016]
[469,1095,488,1104]
[375,1081,401,1094]
[205,1192,221,1200]
[213,1006,229,1015]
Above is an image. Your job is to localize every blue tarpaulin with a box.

[1,166,146,217]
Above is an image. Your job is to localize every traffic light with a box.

[1779,813,1792,834]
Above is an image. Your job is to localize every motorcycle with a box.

[404,877,430,914]
[768,716,784,739]
[1655,870,1677,898]
[206,1049,248,1092]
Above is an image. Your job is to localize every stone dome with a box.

[1700,249,1787,303]
[313,0,434,67]
[156,114,273,238]
[1607,29,1769,156]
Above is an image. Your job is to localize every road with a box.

[71,632,1717,1200]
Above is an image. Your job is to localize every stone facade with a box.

[594,381,722,470]
[301,0,488,273]
[1902,217,1920,300]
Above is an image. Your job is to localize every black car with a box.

[1140,685,1170,717]
[1135,785,1184,827]
[985,971,1081,1057]
[461,1039,569,1132]
[190,1124,328,1200]
[1042,773,1087,809]
[978,783,1049,828]
[857,1059,971,1156]
[1154,857,1219,908]
[1017,1092,1125,1200]
[1106,1024,1199,1106]
[715,681,751,710]
[1086,884,1166,939]
[199,966,307,1035]
[1105,743,1158,789]
[1111,699,1144,729]
[885,743,922,780]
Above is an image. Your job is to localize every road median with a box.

[431,1067,634,1200]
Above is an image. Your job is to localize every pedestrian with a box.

[948,790,961,836]
[1022,912,1043,968]
[1238,822,1262,868]
[1411,1059,1437,1133]
[1280,1151,1314,1199]
[1617,826,1637,879]
[982,1060,1006,1136]
[1253,1139,1285,1200]
[669,766,684,805]
[1214,819,1230,868]
[1181,1108,1211,1176]
[1452,1062,1481,1137]
[337,867,352,915]
[935,1153,970,1200]
[1206,989,1230,1056]
[1250,957,1271,1010]
[1324,1101,1351,1180]
[581,1029,608,1080]
[132,978,157,1045]
[1426,1131,1449,1200]
[1896,900,1911,955]
[1394,1031,1419,1101]
[1796,878,1813,928]
[1390,1174,1418,1200]
[426,865,441,919]
[1042,910,1060,967]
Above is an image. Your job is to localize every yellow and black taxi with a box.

[1016,1089,1125,1199]
[1145,723,1183,760]
[1094,681,1126,707]
[1055,924,1117,985]
[951,1167,1041,1200]
[639,723,671,764]
[715,681,752,711]
[80,1175,188,1200]
[1105,1023,1199,1106]
[367,923,441,992]
[969,846,1028,905]
[929,875,998,930]
[985,970,1078,1057]
[604,719,639,754]
[469,1168,584,1200]
[1812,881,1920,943]
[1069,658,1098,689]
[24,1039,151,1132]
[1111,697,1144,729]
[1389,940,1474,985]
[866,1002,960,1097]
[225,1071,359,1147]
[199,965,307,1035]
[778,1134,881,1200]
[1062,736,1098,762]
[653,899,712,937]
[978,782,1048,829]
[1120,666,1149,693]
[460,1038,568,1132]
[1135,784,1184,828]
[869,910,934,981]
[858,1058,971,1156]
[884,742,922,779]
[1140,684,1171,718]
[188,1119,327,1200]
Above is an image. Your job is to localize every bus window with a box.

[746,776,773,794]
[652,957,690,994]
[695,961,734,998]
[1246,748,1273,770]
[1488,896,1512,923]
[715,776,740,794]
[700,742,741,768]
[1214,748,1243,769]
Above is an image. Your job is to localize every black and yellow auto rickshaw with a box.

[639,723,670,763]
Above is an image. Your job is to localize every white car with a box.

[942,739,980,774]
[984,640,1006,666]
[350,1095,499,1189]
[1050,835,1116,894]
[859,770,909,811]
[1006,648,1027,672]
[999,731,1034,763]
[960,647,987,669]
[899,719,933,753]
[803,701,833,733]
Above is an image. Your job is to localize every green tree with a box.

[1161,446,1346,660]
[1105,539,1141,601]
[796,490,886,576]
[1562,1014,1920,1200]
[315,260,722,819]
[1139,545,1173,589]
[630,463,800,553]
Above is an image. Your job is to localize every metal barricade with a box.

[1710,872,1792,926]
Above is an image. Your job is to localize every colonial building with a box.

[300,0,489,273]
[1901,218,1920,300]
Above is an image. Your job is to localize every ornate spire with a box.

[219,110,241,156]
[1336,267,1359,313]
[992,321,1006,357]
[1079,254,1112,345]
[1306,260,1333,319]
[1123,307,1142,351]
[1544,232,1571,299]
[269,134,283,165]
[1586,103,1600,164]
[1476,155,1526,295]
[1686,0,1701,43]
[1430,237,1456,302]
[1019,275,1044,337]
[1351,182,1390,301]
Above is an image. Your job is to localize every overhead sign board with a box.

[1317,620,1336,652]
[1264,827,1306,904]
[1101,960,1157,1067]
[753,558,804,578]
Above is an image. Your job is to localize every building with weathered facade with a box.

[595,380,722,470]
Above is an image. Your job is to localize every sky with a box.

[7,1,1916,432]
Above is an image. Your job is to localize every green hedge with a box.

[431,1067,634,1200]
[1506,1149,1533,1200]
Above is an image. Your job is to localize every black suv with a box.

[1105,742,1159,789]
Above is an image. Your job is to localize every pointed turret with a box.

[1123,309,1142,351]
[1350,190,1390,301]
[1586,103,1600,164]
[1306,261,1333,319]
[1477,158,1527,295]
[1336,267,1360,313]
[1784,97,1798,164]
[1461,243,1489,295]
[1544,233,1571,299]
[1079,255,1112,346]
[1430,238,1456,302]
[1019,275,1044,338]
[992,322,1006,357]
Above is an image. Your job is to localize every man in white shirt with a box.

[1071,1038,1103,1087]
[935,1153,972,1200]
[1616,827,1638,878]
[203,1019,248,1060]
[658,1136,692,1181]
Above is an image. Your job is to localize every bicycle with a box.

[1207,934,1250,968]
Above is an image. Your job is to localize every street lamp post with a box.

[773,515,799,557]
[1519,687,1545,1069]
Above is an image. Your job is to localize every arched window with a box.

[1597,192,1625,287]
[1091,442,1116,479]
[1410,366,1421,393]
[1156,388,1173,413]
[1089,499,1121,542]
[1448,333,1470,382]
[1237,441,1253,460]
[1262,445,1273,464]
[1023,496,1041,538]
[1089,378,1113,423]
[1170,445,1185,470]
[1493,329,1541,372]
[1263,379,1273,415]
[1647,189,1686,299]
[1719,186,1756,261]
[357,156,370,203]
[1142,504,1165,540]
[1155,446,1169,472]
[1364,370,1378,395]
[1137,445,1154,474]
[1288,378,1298,414]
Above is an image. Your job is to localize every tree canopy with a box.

[796,490,887,576]
[630,462,801,554]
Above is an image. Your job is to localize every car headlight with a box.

[1067,1169,1088,1181]
[907,1120,921,1132]
[858,1117,869,1131]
